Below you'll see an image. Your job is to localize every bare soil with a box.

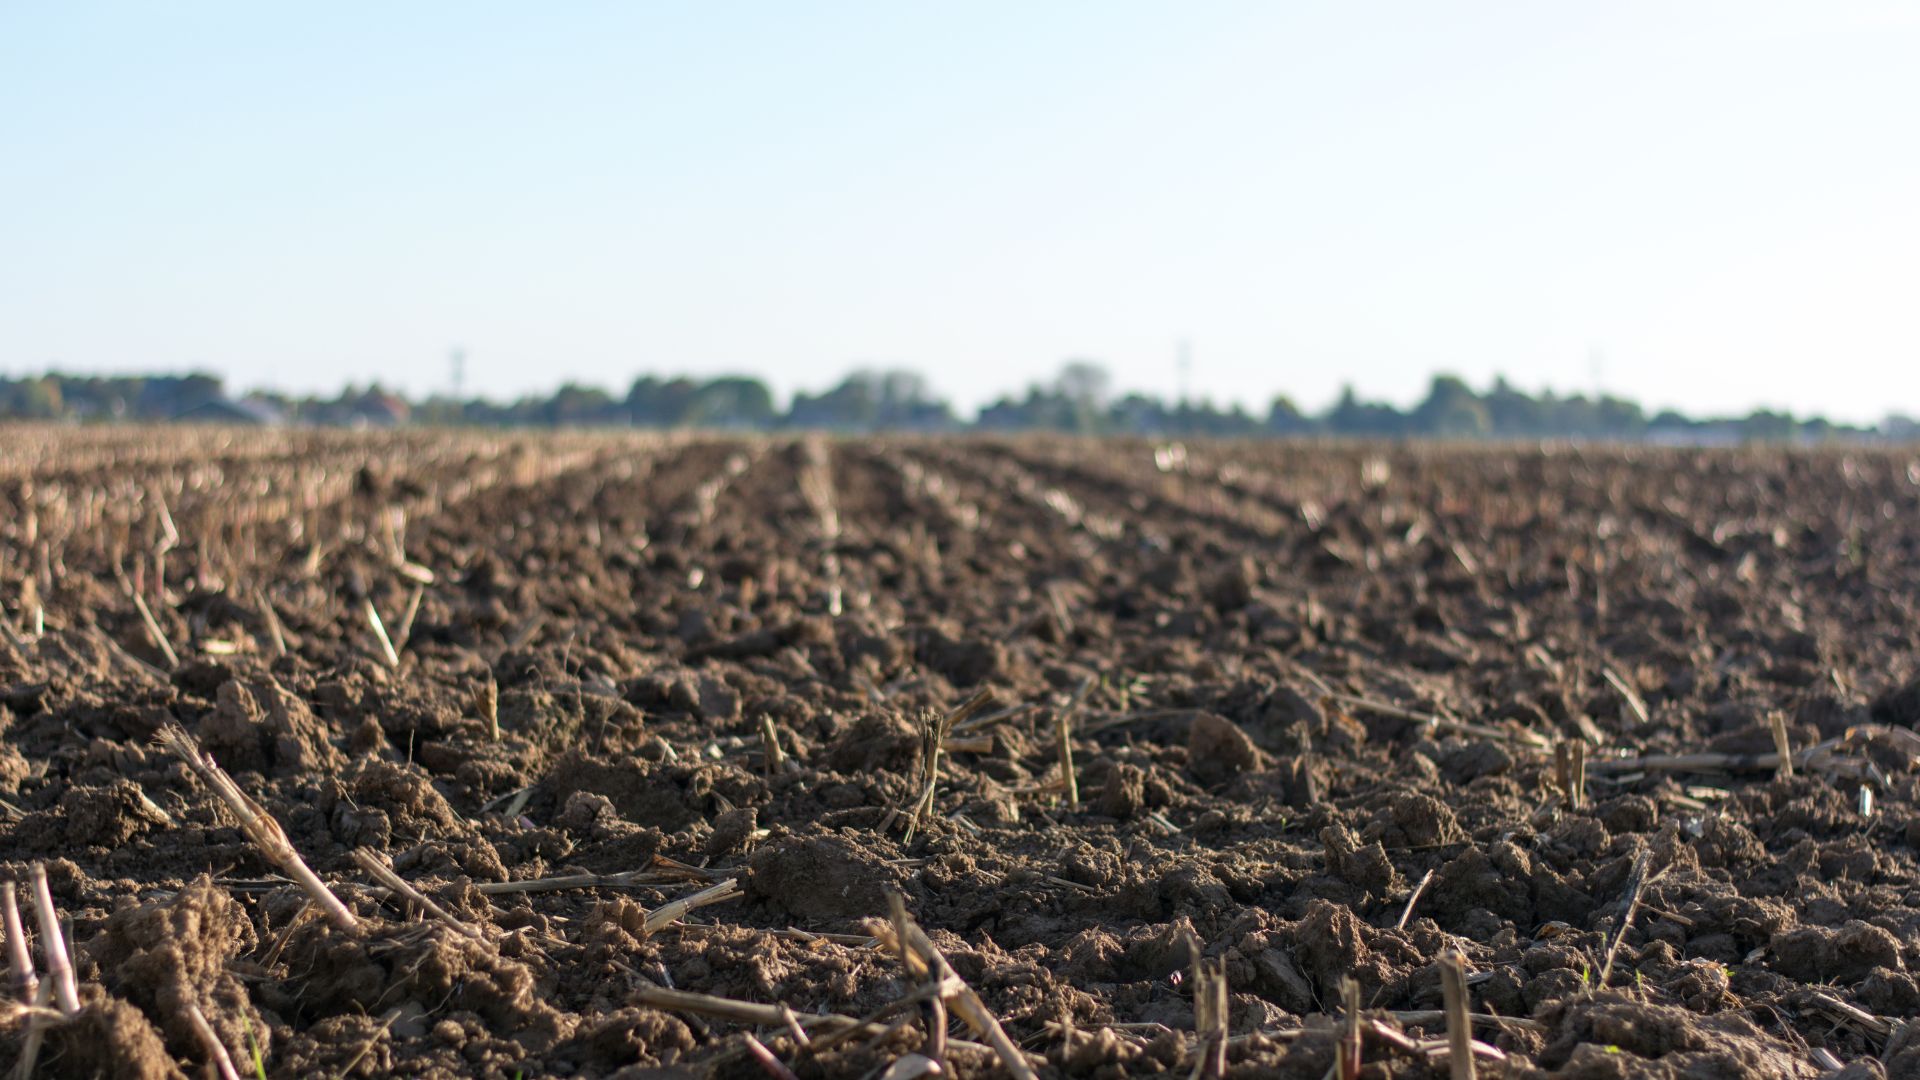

[3,428,1920,1078]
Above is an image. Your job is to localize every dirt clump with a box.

[1187,711,1265,784]
[87,876,266,1065]
[748,832,905,925]
[6,431,1920,1076]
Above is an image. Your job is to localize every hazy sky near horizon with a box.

[4,3,1917,420]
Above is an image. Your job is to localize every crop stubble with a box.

[1,427,1919,1077]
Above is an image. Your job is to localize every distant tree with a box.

[1325,385,1407,436]
[130,373,223,418]
[1267,396,1312,434]
[974,389,1050,431]
[688,376,776,427]
[628,376,703,426]
[412,396,467,425]
[543,383,614,425]
[1106,393,1169,434]
[1412,375,1490,437]
[1055,361,1112,413]
[0,364,1878,443]
[1059,361,1112,433]
[970,361,1112,433]
[4,376,62,418]
[787,372,881,430]
[1738,409,1798,442]
[1592,395,1646,438]
[1484,376,1541,435]
[875,370,929,413]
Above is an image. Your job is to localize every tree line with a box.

[0,365,1906,442]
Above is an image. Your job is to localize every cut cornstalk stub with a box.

[1603,667,1649,725]
[1565,739,1586,809]
[363,597,400,669]
[185,1001,244,1080]
[1574,741,1588,806]
[1191,954,1228,1080]
[1770,713,1794,779]
[897,688,995,842]
[28,865,79,1016]
[476,679,500,741]
[743,1032,802,1080]
[392,583,425,653]
[1056,676,1092,810]
[156,725,361,932]
[759,714,787,774]
[1397,868,1435,931]
[942,733,993,755]
[643,879,743,936]
[1598,850,1653,987]
[2,879,41,1004]
[870,893,1039,1080]
[256,592,287,658]
[351,849,484,939]
[1439,950,1474,1080]
[124,573,179,670]
[1336,977,1361,1080]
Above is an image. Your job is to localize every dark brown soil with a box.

[3,428,1920,1078]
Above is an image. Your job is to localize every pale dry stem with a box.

[27,865,78,1016]
[363,596,400,669]
[1396,869,1435,932]
[350,849,483,939]
[391,583,425,653]
[1190,955,1227,1080]
[643,879,743,936]
[899,688,994,842]
[1335,977,1361,1080]
[1,880,38,1004]
[871,893,1039,1080]
[1439,950,1474,1080]
[1598,850,1654,987]
[156,725,360,932]
[123,571,180,669]
[1056,676,1092,809]
[255,592,287,658]
[185,1001,243,1080]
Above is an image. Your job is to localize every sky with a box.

[3,2,1917,421]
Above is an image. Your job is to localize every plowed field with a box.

[3,427,1920,1079]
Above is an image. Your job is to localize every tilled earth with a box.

[3,428,1920,1078]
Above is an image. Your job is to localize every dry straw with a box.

[1335,977,1362,1080]
[871,892,1038,1080]
[1439,951,1474,1080]
[157,725,360,931]
[1056,676,1093,809]
[1,880,38,1004]
[351,849,483,940]
[184,1001,243,1080]
[28,865,79,1016]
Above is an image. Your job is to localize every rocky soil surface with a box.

[2,428,1919,1078]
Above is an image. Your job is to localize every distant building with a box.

[172,396,286,426]
[348,391,411,427]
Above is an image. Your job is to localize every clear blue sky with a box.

[4,3,1916,420]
